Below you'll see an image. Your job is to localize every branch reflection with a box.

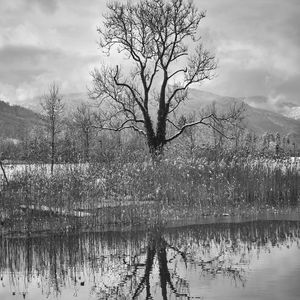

[0,220,299,299]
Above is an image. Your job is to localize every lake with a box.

[0,219,299,299]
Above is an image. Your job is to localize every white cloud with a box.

[3,23,42,47]
[0,0,299,112]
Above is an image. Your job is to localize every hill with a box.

[0,100,41,140]
[10,89,300,146]
[17,92,91,114]
[180,89,300,146]
[242,95,300,121]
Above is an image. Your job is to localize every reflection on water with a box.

[0,220,300,299]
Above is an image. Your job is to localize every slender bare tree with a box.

[40,83,64,174]
[90,0,241,157]
[73,103,94,162]
[0,158,9,186]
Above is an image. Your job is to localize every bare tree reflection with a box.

[0,220,299,299]
[108,226,247,299]
[131,228,189,299]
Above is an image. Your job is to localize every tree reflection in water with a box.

[0,220,299,299]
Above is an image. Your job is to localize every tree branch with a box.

[166,114,213,143]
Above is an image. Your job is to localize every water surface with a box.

[0,220,299,299]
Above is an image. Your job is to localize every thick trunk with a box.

[158,246,169,300]
[152,110,167,158]
[148,139,164,158]
[156,72,168,149]
[132,242,156,299]
[144,114,159,155]
[146,133,165,159]
[144,111,167,158]
[156,114,167,153]
[156,114,166,150]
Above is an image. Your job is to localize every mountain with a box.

[0,100,41,140]
[242,95,270,111]
[2,92,92,141]
[243,105,300,143]
[17,92,90,114]
[8,89,300,146]
[180,89,300,146]
[242,95,300,121]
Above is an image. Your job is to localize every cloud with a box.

[29,0,59,14]
[0,0,299,113]
[0,44,99,102]
[200,0,300,103]
[2,0,59,14]
[271,75,300,106]
[0,23,42,48]
[0,45,62,85]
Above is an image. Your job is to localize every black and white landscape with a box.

[0,0,299,299]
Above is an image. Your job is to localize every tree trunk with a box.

[143,114,161,158]
[0,160,9,186]
[132,241,156,299]
[85,131,89,162]
[51,129,55,175]
[155,73,168,156]
[158,246,169,300]
[142,110,167,159]
[148,139,164,159]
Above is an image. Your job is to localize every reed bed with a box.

[0,154,299,232]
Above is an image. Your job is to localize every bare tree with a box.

[91,0,243,157]
[41,83,64,174]
[177,113,198,156]
[72,103,94,162]
[0,158,9,186]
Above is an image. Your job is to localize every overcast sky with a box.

[0,0,299,110]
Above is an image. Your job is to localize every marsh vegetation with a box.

[0,147,299,233]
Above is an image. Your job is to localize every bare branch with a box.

[166,118,181,130]
[166,114,213,143]
[167,67,188,80]
[166,101,246,143]
[91,0,217,155]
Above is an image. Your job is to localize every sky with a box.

[0,0,299,111]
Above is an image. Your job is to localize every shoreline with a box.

[2,206,299,238]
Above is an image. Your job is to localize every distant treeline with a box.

[0,115,298,164]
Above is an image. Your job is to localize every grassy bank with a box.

[0,154,299,233]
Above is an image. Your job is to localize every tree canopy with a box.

[91,0,241,156]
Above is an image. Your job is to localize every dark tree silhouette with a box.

[131,229,189,299]
[90,0,244,156]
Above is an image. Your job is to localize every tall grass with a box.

[0,154,299,232]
